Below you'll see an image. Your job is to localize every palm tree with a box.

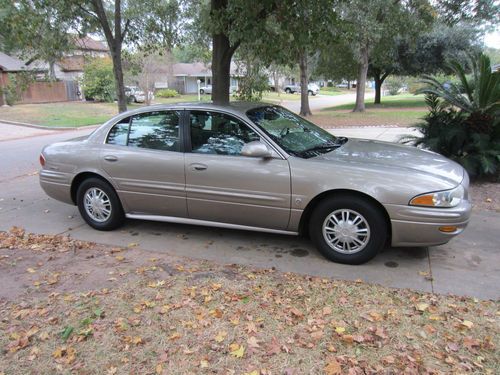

[418,53,499,134]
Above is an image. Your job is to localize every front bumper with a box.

[385,199,472,247]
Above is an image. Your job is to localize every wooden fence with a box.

[0,76,79,105]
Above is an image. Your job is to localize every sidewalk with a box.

[0,122,57,142]
[327,126,420,142]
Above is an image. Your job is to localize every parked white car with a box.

[200,85,238,95]
[284,83,320,96]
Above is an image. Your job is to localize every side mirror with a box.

[241,141,273,158]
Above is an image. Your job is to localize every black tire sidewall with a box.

[309,196,387,264]
[77,178,124,231]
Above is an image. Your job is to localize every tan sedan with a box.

[39,103,471,264]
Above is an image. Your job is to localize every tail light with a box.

[39,153,46,167]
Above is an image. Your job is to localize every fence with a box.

[19,81,79,104]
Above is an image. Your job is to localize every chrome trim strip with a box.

[125,214,298,236]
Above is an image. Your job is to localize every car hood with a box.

[315,138,464,186]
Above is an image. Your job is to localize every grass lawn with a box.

[324,94,427,111]
[319,87,352,96]
[0,95,206,127]
[311,94,428,127]
[0,228,498,374]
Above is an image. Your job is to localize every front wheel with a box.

[199,89,205,95]
[285,88,292,94]
[77,178,124,231]
[309,195,387,264]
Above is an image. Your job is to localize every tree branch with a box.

[121,19,130,40]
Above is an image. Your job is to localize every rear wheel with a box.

[308,90,313,96]
[285,88,292,94]
[309,195,387,264]
[200,89,205,94]
[77,178,124,231]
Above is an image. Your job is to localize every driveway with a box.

[0,121,499,300]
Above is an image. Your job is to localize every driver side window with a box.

[189,111,260,155]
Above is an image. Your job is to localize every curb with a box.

[0,119,100,131]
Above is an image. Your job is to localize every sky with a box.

[484,30,500,48]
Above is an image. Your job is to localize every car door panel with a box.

[100,110,187,217]
[185,110,291,230]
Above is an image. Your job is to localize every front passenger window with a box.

[190,111,260,155]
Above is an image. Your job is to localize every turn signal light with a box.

[410,195,434,206]
[439,226,457,233]
[39,154,45,167]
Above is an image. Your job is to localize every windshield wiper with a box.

[301,137,348,154]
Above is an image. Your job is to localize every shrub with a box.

[403,54,500,178]
[82,58,115,102]
[155,89,178,98]
[385,77,405,96]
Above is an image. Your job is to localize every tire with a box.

[308,90,313,96]
[130,96,137,103]
[309,195,387,264]
[285,88,292,94]
[200,89,205,94]
[77,177,124,231]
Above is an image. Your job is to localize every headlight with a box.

[409,185,464,208]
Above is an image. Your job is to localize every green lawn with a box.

[311,94,428,127]
[319,87,352,96]
[0,95,205,127]
[324,94,427,111]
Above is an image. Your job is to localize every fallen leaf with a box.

[324,359,342,375]
[229,344,245,358]
[215,331,227,343]
[461,320,474,329]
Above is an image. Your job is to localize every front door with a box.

[100,110,186,217]
[185,110,291,230]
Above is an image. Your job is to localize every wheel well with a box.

[298,189,392,241]
[70,172,110,205]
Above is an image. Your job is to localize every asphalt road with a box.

[0,124,499,300]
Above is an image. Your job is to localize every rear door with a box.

[100,110,186,217]
[184,110,291,230]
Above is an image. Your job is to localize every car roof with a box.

[116,101,272,118]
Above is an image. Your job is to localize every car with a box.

[125,86,146,103]
[39,102,471,265]
[200,85,237,95]
[284,83,320,95]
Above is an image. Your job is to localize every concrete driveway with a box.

[0,122,499,300]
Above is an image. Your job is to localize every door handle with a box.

[190,163,207,171]
[104,155,118,162]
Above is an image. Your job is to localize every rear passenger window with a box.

[107,117,130,146]
[127,111,181,151]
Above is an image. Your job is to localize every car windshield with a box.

[246,106,347,158]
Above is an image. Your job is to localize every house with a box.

[170,62,241,94]
[0,51,42,105]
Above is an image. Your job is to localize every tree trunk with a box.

[373,69,390,105]
[299,52,311,117]
[91,0,128,113]
[111,45,127,112]
[48,61,56,81]
[273,71,280,95]
[353,45,369,112]
[347,80,350,90]
[211,0,237,105]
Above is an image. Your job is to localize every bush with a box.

[403,93,500,179]
[82,58,115,102]
[385,77,405,96]
[407,54,500,178]
[155,89,178,98]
